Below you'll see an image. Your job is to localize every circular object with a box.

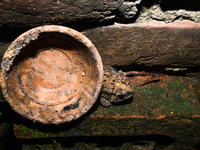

[0,25,103,124]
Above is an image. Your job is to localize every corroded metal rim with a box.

[0,25,103,124]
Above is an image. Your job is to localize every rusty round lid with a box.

[0,25,103,124]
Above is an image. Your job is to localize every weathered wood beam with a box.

[13,75,200,149]
[0,0,143,27]
[83,20,200,68]
[1,21,200,68]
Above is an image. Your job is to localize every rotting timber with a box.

[13,75,200,150]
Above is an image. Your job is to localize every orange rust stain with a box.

[139,130,153,135]
[139,130,164,135]
[188,84,193,89]
[181,92,199,102]
[90,114,104,118]
[90,114,168,120]
[152,115,167,120]
[113,115,147,119]
[192,115,200,118]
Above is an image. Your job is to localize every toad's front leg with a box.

[100,97,112,107]
[99,87,114,107]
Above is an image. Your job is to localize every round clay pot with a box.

[0,25,103,124]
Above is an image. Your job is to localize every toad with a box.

[100,65,134,107]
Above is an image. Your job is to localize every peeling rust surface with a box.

[0,25,103,124]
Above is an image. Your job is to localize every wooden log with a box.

[0,0,142,27]
[13,75,200,149]
[0,25,103,124]
[1,21,200,68]
[83,20,200,68]
[0,0,118,27]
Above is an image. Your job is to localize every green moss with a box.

[20,125,49,138]
[91,121,97,127]
[32,129,49,138]
[52,139,57,143]
[127,123,134,130]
